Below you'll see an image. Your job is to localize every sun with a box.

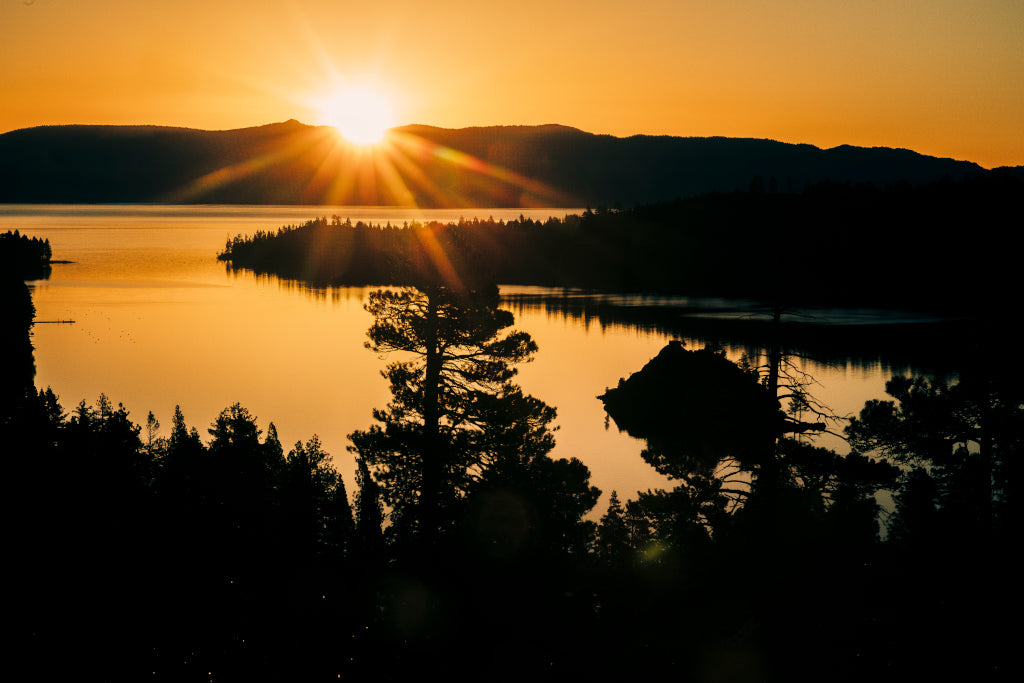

[313,84,396,146]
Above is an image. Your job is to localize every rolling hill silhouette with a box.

[0,120,1013,207]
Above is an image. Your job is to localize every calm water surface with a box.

[7,204,900,510]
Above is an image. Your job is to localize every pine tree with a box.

[595,491,631,566]
[354,456,385,566]
[348,284,541,544]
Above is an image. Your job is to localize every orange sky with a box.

[2,0,1022,168]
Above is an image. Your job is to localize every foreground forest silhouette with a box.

[4,212,1020,681]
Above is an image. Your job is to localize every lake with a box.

[5,204,941,513]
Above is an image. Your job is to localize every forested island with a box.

[5,184,1020,683]
[219,175,1023,312]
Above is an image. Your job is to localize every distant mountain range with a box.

[1,120,1019,207]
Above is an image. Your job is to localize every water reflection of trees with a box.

[502,288,968,380]
[243,273,969,380]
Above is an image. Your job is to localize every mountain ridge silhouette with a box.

[2,120,1017,207]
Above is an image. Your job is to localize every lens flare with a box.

[314,85,396,146]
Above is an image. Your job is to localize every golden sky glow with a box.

[2,0,1022,168]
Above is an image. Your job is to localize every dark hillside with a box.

[0,120,1001,207]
